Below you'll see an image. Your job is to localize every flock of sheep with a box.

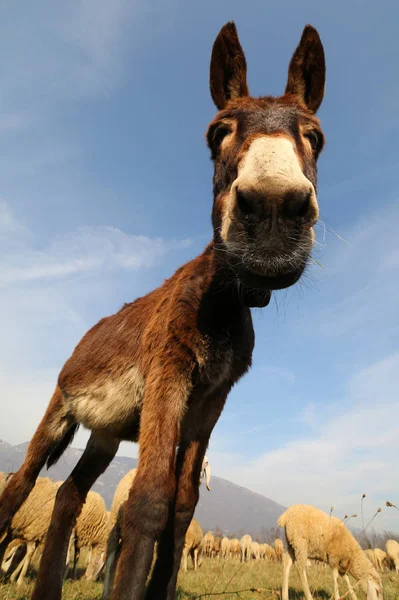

[1,469,399,600]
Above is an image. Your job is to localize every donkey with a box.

[0,21,326,600]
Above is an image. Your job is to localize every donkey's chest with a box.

[197,338,235,392]
[195,326,254,392]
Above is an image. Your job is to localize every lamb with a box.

[251,541,260,561]
[181,518,203,572]
[202,532,214,557]
[69,490,108,581]
[240,534,252,562]
[278,504,382,600]
[386,539,399,572]
[275,538,283,563]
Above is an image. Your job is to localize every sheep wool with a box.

[73,490,108,581]
[102,469,137,600]
[202,531,214,557]
[229,538,240,559]
[274,538,284,563]
[386,539,399,573]
[221,537,230,560]
[278,504,382,600]
[181,518,203,572]
[240,534,252,562]
[6,478,58,586]
[251,541,260,560]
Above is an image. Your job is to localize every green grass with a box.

[1,559,399,600]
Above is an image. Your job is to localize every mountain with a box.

[0,440,285,537]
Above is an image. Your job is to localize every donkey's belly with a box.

[66,365,145,438]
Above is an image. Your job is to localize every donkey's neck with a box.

[193,241,267,338]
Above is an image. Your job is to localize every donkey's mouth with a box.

[237,263,304,291]
[229,246,308,291]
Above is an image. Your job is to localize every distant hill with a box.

[0,440,285,537]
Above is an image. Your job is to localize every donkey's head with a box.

[207,22,325,303]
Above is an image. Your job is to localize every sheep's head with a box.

[200,456,211,491]
[84,547,106,582]
[359,569,382,600]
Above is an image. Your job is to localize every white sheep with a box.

[212,536,222,558]
[278,504,382,600]
[229,538,240,559]
[101,468,137,600]
[69,490,108,581]
[102,455,210,598]
[275,538,283,563]
[1,538,26,574]
[202,532,214,557]
[5,478,59,586]
[240,534,252,562]
[386,539,399,572]
[373,548,390,573]
[221,537,230,559]
[181,518,203,572]
[251,541,260,560]
[265,543,276,562]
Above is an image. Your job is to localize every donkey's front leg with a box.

[145,387,230,600]
[144,439,207,600]
[111,367,190,600]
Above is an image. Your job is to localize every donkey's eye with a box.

[212,125,231,148]
[304,130,322,153]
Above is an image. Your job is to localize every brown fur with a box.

[0,21,326,600]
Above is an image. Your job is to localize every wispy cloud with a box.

[0,202,191,287]
[209,352,399,531]
[0,201,191,446]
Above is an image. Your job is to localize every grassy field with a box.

[1,559,398,600]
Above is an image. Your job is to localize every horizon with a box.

[0,436,395,537]
[1,1,399,532]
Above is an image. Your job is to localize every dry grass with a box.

[0,559,398,600]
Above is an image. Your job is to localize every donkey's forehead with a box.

[212,96,320,133]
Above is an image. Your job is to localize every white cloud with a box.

[0,202,191,287]
[0,225,190,287]
[0,202,191,446]
[209,352,399,531]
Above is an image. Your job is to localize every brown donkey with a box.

[0,22,326,600]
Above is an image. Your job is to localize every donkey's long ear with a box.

[210,21,249,110]
[285,25,325,113]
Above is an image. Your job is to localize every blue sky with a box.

[1,1,398,531]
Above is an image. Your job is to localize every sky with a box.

[0,0,398,532]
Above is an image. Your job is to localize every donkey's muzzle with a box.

[236,186,316,226]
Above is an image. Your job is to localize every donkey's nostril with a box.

[282,189,312,220]
[236,189,261,220]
